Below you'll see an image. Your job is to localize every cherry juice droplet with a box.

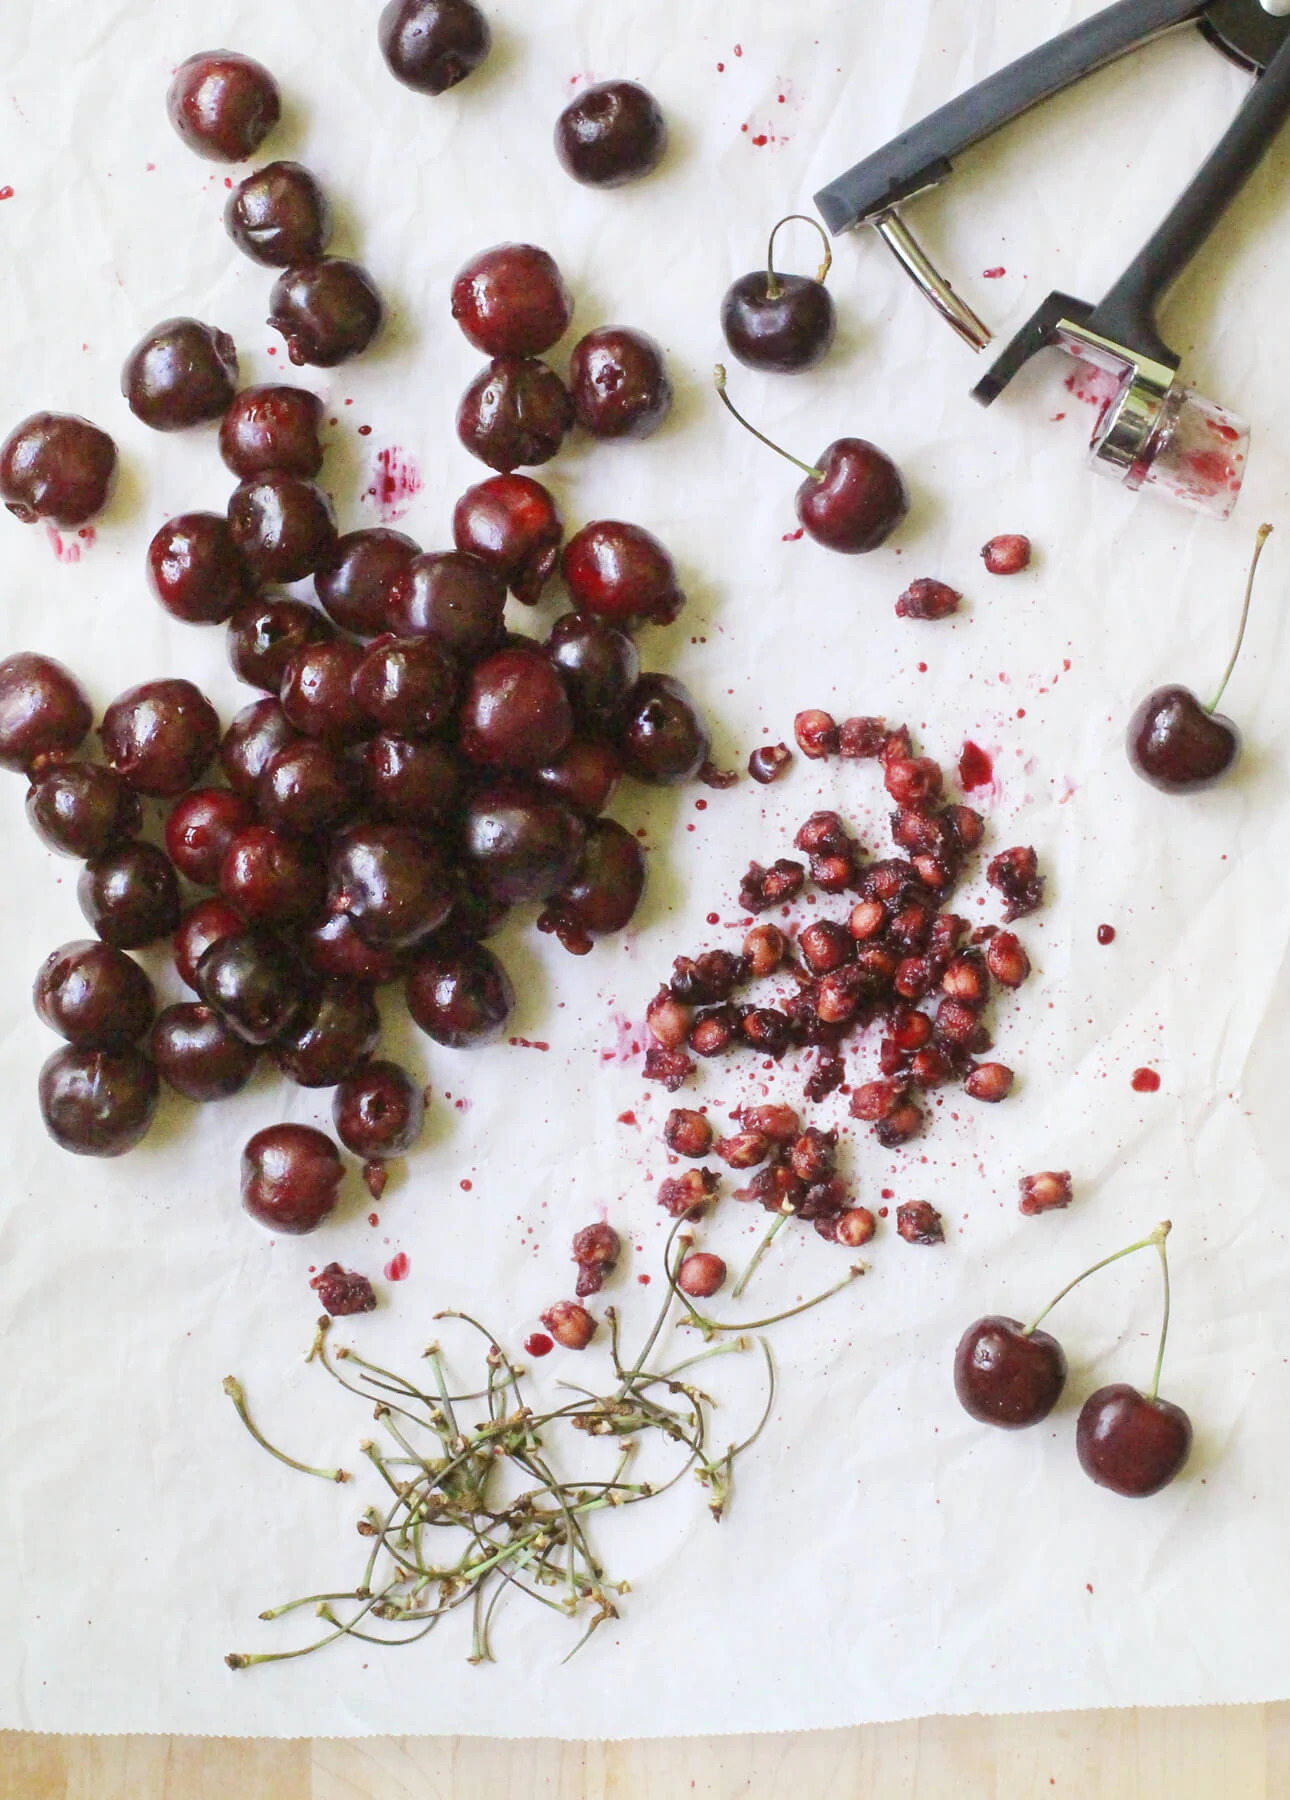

[1131,1067,1160,1093]
[1097,924,1116,946]
[384,1251,410,1280]
[524,1332,554,1357]
[958,741,993,790]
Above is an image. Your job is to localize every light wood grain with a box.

[3,1709,1288,1799]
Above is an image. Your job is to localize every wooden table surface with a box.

[4,1708,1289,1798]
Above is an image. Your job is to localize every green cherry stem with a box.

[765,212,833,301]
[713,364,823,481]
[222,1376,350,1484]
[1209,522,1272,714]
[1147,1226,1173,1405]
[1022,1221,1172,1339]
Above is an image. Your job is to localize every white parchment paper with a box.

[3,0,1290,1739]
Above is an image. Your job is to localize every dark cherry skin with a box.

[302,911,403,985]
[618,674,711,785]
[34,940,155,1049]
[722,272,836,374]
[224,163,332,268]
[25,762,142,859]
[451,244,573,359]
[315,529,419,636]
[796,439,910,554]
[0,653,92,773]
[568,328,671,440]
[1076,1383,1193,1497]
[460,646,574,771]
[378,0,492,94]
[451,870,510,941]
[549,817,645,934]
[78,842,180,949]
[561,521,684,628]
[1127,685,1240,794]
[953,1316,1068,1428]
[99,679,220,797]
[220,697,302,794]
[0,413,117,526]
[333,1058,425,1159]
[452,475,562,604]
[226,599,335,696]
[166,50,281,162]
[38,1044,159,1157]
[386,550,506,660]
[219,384,325,480]
[327,822,455,950]
[405,937,515,1046]
[174,896,245,992]
[147,513,256,625]
[268,260,384,368]
[545,613,639,733]
[456,357,573,472]
[462,785,586,904]
[257,738,361,837]
[555,81,668,188]
[219,824,326,926]
[279,638,368,745]
[195,927,306,1044]
[362,733,462,827]
[241,1123,344,1234]
[122,318,238,431]
[353,635,458,738]
[272,977,381,1087]
[164,787,257,887]
[151,1002,259,1101]
[227,471,338,584]
[534,737,621,815]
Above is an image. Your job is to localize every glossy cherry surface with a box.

[166,50,281,162]
[151,1002,259,1101]
[405,937,515,1046]
[226,599,334,696]
[0,653,92,773]
[534,737,621,815]
[456,357,573,472]
[568,327,671,440]
[39,1044,159,1157]
[333,1058,425,1159]
[195,927,306,1044]
[386,550,506,659]
[548,817,645,934]
[362,733,461,827]
[722,219,837,373]
[257,738,361,836]
[1075,1383,1193,1497]
[315,529,419,636]
[378,0,492,94]
[77,842,181,948]
[460,645,574,770]
[148,512,256,626]
[451,243,573,358]
[173,896,245,991]
[561,520,683,628]
[220,696,302,793]
[224,162,332,267]
[272,977,381,1087]
[165,786,257,886]
[219,824,326,925]
[227,471,338,584]
[327,823,455,949]
[796,439,909,554]
[953,1316,1067,1428]
[452,474,562,604]
[555,81,667,187]
[0,412,117,526]
[122,318,238,431]
[618,673,710,785]
[462,785,585,904]
[353,635,458,738]
[99,678,220,796]
[25,762,142,859]
[1127,686,1240,794]
[268,260,384,367]
[34,940,155,1049]
[279,637,368,744]
[545,612,639,732]
[302,912,403,985]
[219,384,325,479]
[241,1123,344,1234]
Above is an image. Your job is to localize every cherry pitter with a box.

[815,0,1290,521]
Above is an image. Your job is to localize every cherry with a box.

[147,513,256,626]
[257,739,361,837]
[0,413,117,526]
[541,1300,597,1349]
[543,817,645,937]
[555,81,667,188]
[568,327,672,440]
[378,0,492,95]
[1076,1386,1193,1499]
[279,637,368,744]
[715,366,908,553]
[327,822,455,949]
[26,762,142,859]
[462,785,585,904]
[34,940,155,1049]
[721,215,837,374]
[122,318,238,431]
[227,471,338,584]
[0,653,91,773]
[405,938,514,1046]
[166,50,280,162]
[311,1264,378,1316]
[196,927,306,1045]
[561,520,684,628]
[386,550,506,659]
[302,912,404,986]
[241,1123,343,1234]
[151,1002,259,1102]
[619,673,711,785]
[39,1044,159,1157]
[896,578,960,621]
[460,645,574,770]
[533,737,621,815]
[100,679,219,796]
[316,529,419,636]
[981,534,1031,576]
[174,896,245,992]
[272,977,381,1087]
[451,243,573,359]
[677,1252,726,1299]
[165,786,257,886]
[352,635,458,737]
[362,733,462,827]
[224,163,332,268]
[220,698,301,795]
[545,612,639,732]
[226,599,334,696]
[953,1317,1067,1428]
[78,842,179,948]
[456,356,573,472]
[452,475,562,604]
[219,384,325,480]
[219,824,326,926]
[333,1058,425,1159]
[268,261,384,367]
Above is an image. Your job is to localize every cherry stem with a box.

[765,212,833,302]
[1147,1227,1172,1405]
[1022,1221,1171,1338]
[731,1206,791,1300]
[222,1375,350,1484]
[714,365,823,482]
[1209,523,1272,714]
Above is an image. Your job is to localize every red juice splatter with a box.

[782,527,804,541]
[365,445,423,524]
[1097,924,1116,946]
[1131,1067,1160,1093]
[707,912,720,925]
[637,1273,652,1285]
[460,1178,472,1191]
[45,527,82,565]
[717,61,725,71]
[384,1251,410,1281]
[958,741,993,790]
[751,134,768,147]
[509,1037,550,1051]
[357,423,372,436]
[983,266,1006,279]
[0,186,14,201]
[617,1110,637,1126]
[368,1212,380,1227]
[524,1332,553,1357]
[734,43,743,55]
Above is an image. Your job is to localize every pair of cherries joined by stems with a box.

[955,1222,1192,1498]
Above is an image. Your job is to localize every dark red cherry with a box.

[268,260,384,368]
[795,439,909,554]
[462,785,585,904]
[405,938,514,1046]
[386,550,506,659]
[272,978,381,1087]
[546,817,645,935]
[25,762,142,859]
[39,1044,159,1157]
[362,733,462,827]
[456,357,573,472]
[0,653,92,773]
[618,673,710,785]
[333,1058,425,1158]
[34,940,155,1048]
[278,638,368,744]
[257,739,361,837]
[147,512,256,625]
[151,1003,259,1101]
[219,384,325,480]
[352,636,458,738]
[327,823,455,949]
[953,1316,1067,1428]
[555,81,667,188]
[534,737,621,815]
[99,679,220,796]
[378,0,492,94]
[195,927,306,1044]
[302,912,403,985]
[227,471,338,584]
[460,645,574,771]
[1127,686,1240,794]
[164,786,257,886]
[451,243,573,359]
[78,842,180,949]
[1075,1383,1193,1497]
[219,824,326,926]
[315,529,419,636]
[561,521,683,628]
[450,869,510,941]
[452,474,562,605]
[241,1123,343,1234]
[545,613,639,732]
[722,215,837,374]
[220,697,301,793]
[226,599,334,695]
[174,896,245,991]
[568,327,671,440]
[0,413,117,526]
[224,163,332,267]
[122,318,238,431]
[166,50,281,162]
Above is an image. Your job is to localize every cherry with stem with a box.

[721,214,837,374]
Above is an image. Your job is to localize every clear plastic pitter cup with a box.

[1089,377,1250,522]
